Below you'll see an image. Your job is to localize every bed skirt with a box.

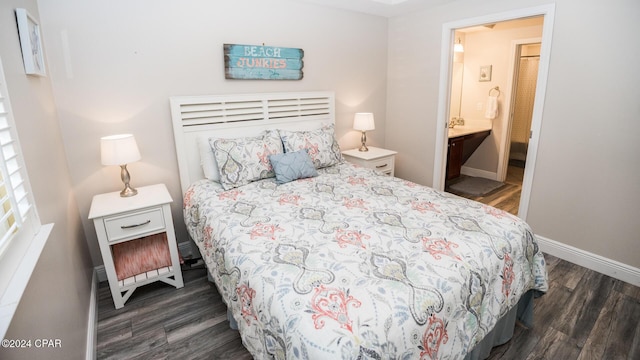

[464,290,535,360]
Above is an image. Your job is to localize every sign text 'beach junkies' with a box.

[224,44,304,80]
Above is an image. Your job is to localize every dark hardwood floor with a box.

[96,254,640,359]
[96,265,252,360]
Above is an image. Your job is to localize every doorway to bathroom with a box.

[446,38,542,215]
[433,5,556,220]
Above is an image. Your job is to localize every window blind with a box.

[0,54,47,342]
[0,61,34,256]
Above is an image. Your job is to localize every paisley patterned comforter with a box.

[184,163,548,359]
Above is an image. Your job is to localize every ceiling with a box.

[457,16,544,33]
[290,0,455,18]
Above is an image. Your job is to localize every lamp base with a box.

[358,131,369,152]
[119,164,138,197]
[120,185,138,197]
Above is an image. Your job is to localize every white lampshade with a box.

[100,134,141,166]
[353,113,375,131]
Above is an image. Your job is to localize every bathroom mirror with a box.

[449,34,464,121]
[450,62,464,120]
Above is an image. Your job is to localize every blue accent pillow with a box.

[268,149,318,184]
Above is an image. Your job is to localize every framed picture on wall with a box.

[479,65,492,82]
[15,8,46,76]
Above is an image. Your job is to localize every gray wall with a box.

[0,1,93,359]
[386,0,640,268]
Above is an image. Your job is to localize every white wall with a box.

[0,1,93,359]
[386,0,640,269]
[38,0,389,266]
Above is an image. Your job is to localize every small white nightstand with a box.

[89,183,184,309]
[342,146,397,176]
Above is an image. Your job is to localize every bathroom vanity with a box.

[446,126,492,180]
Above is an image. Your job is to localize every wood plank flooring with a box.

[96,255,640,359]
[96,265,252,360]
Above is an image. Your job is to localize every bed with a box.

[170,91,548,359]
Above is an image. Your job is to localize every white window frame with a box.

[0,57,52,339]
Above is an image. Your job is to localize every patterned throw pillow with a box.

[268,149,319,184]
[279,124,344,169]
[210,130,283,190]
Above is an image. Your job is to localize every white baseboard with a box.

[95,241,194,283]
[536,235,640,287]
[460,166,498,180]
[95,265,106,283]
[86,269,98,360]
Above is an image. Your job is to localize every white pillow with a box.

[198,135,220,181]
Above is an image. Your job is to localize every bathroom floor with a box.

[447,165,524,215]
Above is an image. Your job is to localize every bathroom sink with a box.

[448,125,492,138]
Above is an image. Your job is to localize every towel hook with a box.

[489,86,501,97]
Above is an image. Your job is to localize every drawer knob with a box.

[376,164,388,168]
[120,219,151,229]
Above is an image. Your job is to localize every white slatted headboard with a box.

[170,91,335,193]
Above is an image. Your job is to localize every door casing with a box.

[433,4,556,220]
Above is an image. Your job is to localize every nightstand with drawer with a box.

[89,183,184,309]
[342,146,397,176]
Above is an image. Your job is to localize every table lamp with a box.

[353,112,375,152]
[100,134,141,197]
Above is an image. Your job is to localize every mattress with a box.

[184,162,548,359]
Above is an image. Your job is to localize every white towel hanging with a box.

[485,96,498,119]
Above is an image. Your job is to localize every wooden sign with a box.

[224,44,304,80]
